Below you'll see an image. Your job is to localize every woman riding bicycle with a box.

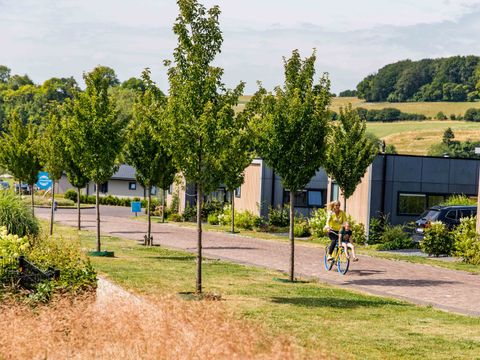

[324,201,347,261]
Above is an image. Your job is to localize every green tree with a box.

[219,109,254,233]
[324,105,378,212]
[39,104,65,235]
[124,69,176,245]
[0,113,42,214]
[165,0,245,293]
[252,50,331,282]
[442,127,455,145]
[65,66,127,252]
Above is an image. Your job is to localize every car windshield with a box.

[419,209,440,221]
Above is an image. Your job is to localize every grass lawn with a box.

[53,223,480,359]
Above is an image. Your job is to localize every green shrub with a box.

[236,210,262,230]
[28,234,97,293]
[368,217,384,245]
[0,191,39,237]
[350,221,366,245]
[309,208,328,238]
[217,205,232,226]
[440,194,476,206]
[64,189,78,202]
[268,205,289,227]
[0,226,30,259]
[453,216,480,264]
[207,213,219,225]
[294,218,311,237]
[377,224,414,250]
[202,199,224,220]
[421,221,454,256]
[167,213,183,222]
[182,204,197,222]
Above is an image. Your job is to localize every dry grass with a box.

[0,294,306,360]
[383,129,480,155]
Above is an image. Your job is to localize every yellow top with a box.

[327,210,347,232]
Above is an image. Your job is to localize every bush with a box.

[0,226,30,259]
[207,213,219,225]
[436,111,447,120]
[236,211,258,230]
[182,204,197,222]
[368,217,384,245]
[453,216,480,264]
[350,221,366,245]
[202,199,224,221]
[64,189,78,202]
[421,221,454,256]
[309,208,328,238]
[377,224,414,250]
[168,213,183,222]
[217,205,232,226]
[294,218,311,237]
[440,194,476,206]
[0,191,39,237]
[464,108,480,122]
[268,205,289,227]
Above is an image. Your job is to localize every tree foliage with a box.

[251,49,331,281]
[324,105,378,206]
[356,56,480,102]
[165,0,245,292]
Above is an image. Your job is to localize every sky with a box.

[1,0,480,94]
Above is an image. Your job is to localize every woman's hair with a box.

[326,201,341,211]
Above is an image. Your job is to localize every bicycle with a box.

[323,231,351,275]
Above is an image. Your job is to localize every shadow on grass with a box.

[270,296,403,309]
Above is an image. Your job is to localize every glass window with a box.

[445,210,457,220]
[129,182,137,191]
[151,186,157,195]
[308,190,322,207]
[284,190,308,207]
[235,187,241,198]
[427,195,445,207]
[331,183,339,201]
[398,193,426,215]
[100,182,108,194]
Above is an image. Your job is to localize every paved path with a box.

[38,206,480,317]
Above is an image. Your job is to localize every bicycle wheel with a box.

[337,248,350,275]
[324,246,334,271]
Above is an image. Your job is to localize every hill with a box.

[355,56,480,102]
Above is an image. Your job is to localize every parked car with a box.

[0,181,9,190]
[413,205,477,241]
[15,183,31,194]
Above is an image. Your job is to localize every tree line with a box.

[0,0,379,293]
[356,56,480,102]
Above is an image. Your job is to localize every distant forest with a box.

[355,56,480,102]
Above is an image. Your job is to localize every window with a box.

[398,193,426,215]
[168,184,173,195]
[94,182,109,194]
[427,195,445,207]
[129,182,137,191]
[331,182,339,201]
[445,210,457,220]
[235,187,241,198]
[308,190,323,207]
[151,186,157,195]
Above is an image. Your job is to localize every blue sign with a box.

[131,201,142,213]
[36,172,52,190]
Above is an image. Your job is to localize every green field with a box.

[237,96,480,155]
[57,224,480,360]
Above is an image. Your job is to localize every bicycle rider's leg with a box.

[347,243,357,260]
[342,242,349,258]
[328,231,337,256]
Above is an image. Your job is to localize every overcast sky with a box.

[1,0,480,94]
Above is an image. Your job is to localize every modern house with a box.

[58,164,156,198]
[166,159,329,216]
[328,154,480,234]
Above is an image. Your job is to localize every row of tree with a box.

[356,56,480,102]
[0,0,379,293]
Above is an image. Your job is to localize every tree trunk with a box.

[49,181,55,235]
[30,183,35,216]
[96,183,101,252]
[161,189,166,223]
[289,192,295,282]
[77,187,81,230]
[147,186,152,246]
[231,190,235,233]
[196,185,203,294]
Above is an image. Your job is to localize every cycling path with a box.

[37,206,480,317]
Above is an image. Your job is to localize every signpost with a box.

[36,172,52,190]
[131,201,142,217]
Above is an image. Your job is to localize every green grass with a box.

[51,223,480,359]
